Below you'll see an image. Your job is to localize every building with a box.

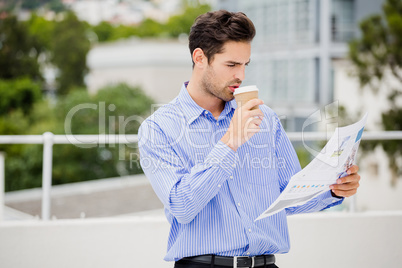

[216,0,384,131]
[216,0,402,211]
[86,38,192,104]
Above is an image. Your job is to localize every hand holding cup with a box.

[221,85,264,151]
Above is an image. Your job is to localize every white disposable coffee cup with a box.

[233,85,259,110]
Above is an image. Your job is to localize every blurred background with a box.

[0,0,401,267]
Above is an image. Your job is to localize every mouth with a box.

[228,85,240,93]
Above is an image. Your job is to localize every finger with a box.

[336,174,360,184]
[330,181,360,191]
[248,108,264,119]
[243,99,264,110]
[251,118,263,127]
[347,165,359,174]
[331,188,357,198]
[245,117,262,128]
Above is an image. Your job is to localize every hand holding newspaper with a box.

[255,113,368,221]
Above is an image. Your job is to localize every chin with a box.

[224,95,235,102]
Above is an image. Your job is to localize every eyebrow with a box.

[225,59,251,65]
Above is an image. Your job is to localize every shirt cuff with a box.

[319,190,344,207]
[205,140,238,176]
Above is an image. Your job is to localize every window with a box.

[294,0,310,42]
[266,58,314,103]
[331,0,355,42]
[272,60,289,101]
[256,0,314,46]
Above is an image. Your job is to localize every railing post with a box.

[42,132,54,221]
[0,152,5,222]
[350,195,356,213]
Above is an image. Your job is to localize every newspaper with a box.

[255,113,368,221]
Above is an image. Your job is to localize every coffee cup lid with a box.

[233,85,259,95]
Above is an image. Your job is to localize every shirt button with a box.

[204,111,208,115]
[248,228,252,232]
[246,252,250,255]
[216,122,219,126]
[218,184,221,188]
[237,203,241,206]
[230,176,233,179]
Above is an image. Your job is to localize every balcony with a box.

[1,132,401,268]
[0,210,401,267]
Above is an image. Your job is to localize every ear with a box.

[192,48,207,68]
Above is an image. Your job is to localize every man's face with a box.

[201,41,251,102]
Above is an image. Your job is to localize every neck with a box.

[186,77,225,119]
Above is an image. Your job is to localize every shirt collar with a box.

[178,82,237,125]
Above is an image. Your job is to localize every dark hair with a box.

[189,10,256,67]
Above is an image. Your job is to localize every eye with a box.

[227,64,235,68]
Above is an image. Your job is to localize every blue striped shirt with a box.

[138,82,343,261]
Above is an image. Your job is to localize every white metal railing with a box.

[0,133,139,221]
[0,131,401,221]
[0,152,4,222]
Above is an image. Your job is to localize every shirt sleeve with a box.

[285,191,344,216]
[273,114,302,192]
[138,119,237,224]
[271,114,344,215]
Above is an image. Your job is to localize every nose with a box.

[234,65,246,81]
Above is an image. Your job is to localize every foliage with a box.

[0,78,41,116]
[109,24,139,41]
[92,21,115,42]
[0,15,43,81]
[0,78,42,191]
[2,83,155,191]
[19,0,65,12]
[47,0,66,13]
[90,1,211,42]
[25,13,55,50]
[136,18,165,38]
[348,0,402,185]
[0,0,17,12]
[1,12,90,95]
[51,11,91,95]
[166,2,211,37]
[0,0,210,191]
[21,0,44,10]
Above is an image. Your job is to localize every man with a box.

[138,10,360,268]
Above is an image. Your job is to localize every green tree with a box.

[21,0,43,10]
[51,11,90,95]
[166,2,211,37]
[47,0,66,13]
[25,13,55,51]
[109,24,138,40]
[0,78,42,191]
[92,21,114,42]
[348,0,402,185]
[136,18,165,37]
[90,1,211,43]
[0,78,41,116]
[3,83,155,191]
[0,15,43,81]
[20,0,65,11]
